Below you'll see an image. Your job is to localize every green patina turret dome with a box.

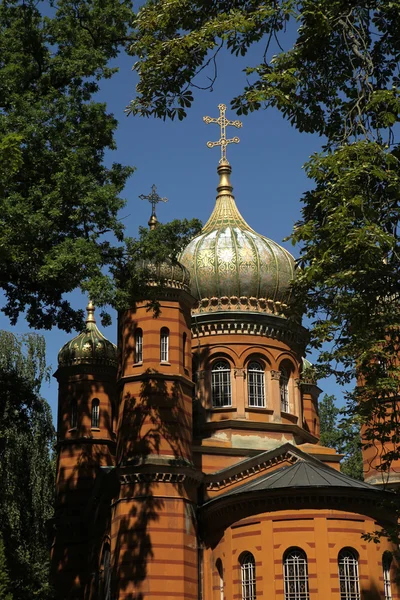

[58,302,117,368]
[179,160,296,316]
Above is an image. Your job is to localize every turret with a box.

[51,302,117,599]
[111,188,201,600]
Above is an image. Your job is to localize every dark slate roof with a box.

[205,459,384,506]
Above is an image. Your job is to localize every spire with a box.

[86,300,96,326]
[139,184,168,230]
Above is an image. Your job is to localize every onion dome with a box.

[179,160,296,316]
[58,301,117,368]
[138,259,191,293]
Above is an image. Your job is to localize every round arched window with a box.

[211,360,231,408]
[247,361,265,407]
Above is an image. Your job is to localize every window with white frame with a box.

[280,368,290,413]
[383,551,392,600]
[91,398,100,428]
[135,328,143,363]
[240,552,256,600]
[247,361,265,407]
[160,327,169,362]
[211,360,231,407]
[283,548,309,600]
[338,548,360,600]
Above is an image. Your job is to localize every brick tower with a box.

[112,256,200,600]
[51,302,117,599]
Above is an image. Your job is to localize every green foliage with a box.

[129,0,400,475]
[110,218,202,314]
[0,332,55,600]
[0,0,134,331]
[0,536,13,600]
[319,394,363,481]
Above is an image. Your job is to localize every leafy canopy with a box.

[130,0,400,473]
[0,331,55,600]
[0,0,134,331]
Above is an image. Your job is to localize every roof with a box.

[203,443,388,508]
[221,460,379,497]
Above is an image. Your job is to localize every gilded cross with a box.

[139,184,168,216]
[203,103,242,163]
[139,184,168,229]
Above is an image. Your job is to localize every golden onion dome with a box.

[179,160,296,316]
[58,301,117,368]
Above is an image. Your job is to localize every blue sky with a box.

[1,25,347,419]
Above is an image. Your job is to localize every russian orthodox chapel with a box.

[51,106,400,600]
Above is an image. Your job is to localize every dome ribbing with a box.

[179,161,296,316]
[58,302,117,368]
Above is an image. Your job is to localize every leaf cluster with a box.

[0,332,55,600]
[319,393,363,480]
[1,0,134,331]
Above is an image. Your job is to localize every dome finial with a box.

[86,300,96,325]
[139,184,168,230]
[203,103,242,164]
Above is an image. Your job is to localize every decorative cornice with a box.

[205,451,297,491]
[191,311,308,349]
[192,296,290,317]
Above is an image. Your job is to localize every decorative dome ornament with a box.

[58,301,117,368]
[179,104,296,317]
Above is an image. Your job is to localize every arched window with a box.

[338,548,360,600]
[183,332,187,369]
[71,398,77,429]
[383,551,392,600]
[283,547,309,600]
[280,368,289,413]
[160,327,169,362]
[240,552,256,600]
[135,328,143,363]
[247,361,265,407]
[211,360,231,407]
[91,398,100,428]
[216,558,224,600]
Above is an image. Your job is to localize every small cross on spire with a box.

[139,184,168,230]
[203,103,242,163]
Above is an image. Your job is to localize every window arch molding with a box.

[239,551,256,600]
[211,358,232,408]
[338,547,360,600]
[283,547,309,600]
[246,359,266,408]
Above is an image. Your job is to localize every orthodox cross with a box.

[203,103,242,163]
[139,184,168,229]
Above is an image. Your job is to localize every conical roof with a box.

[179,160,295,316]
[58,302,117,368]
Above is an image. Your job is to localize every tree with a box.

[0,535,13,600]
[319,394,363,481]
[0,0,134,331]
[0,331,55,600]
[129,0,400,473]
